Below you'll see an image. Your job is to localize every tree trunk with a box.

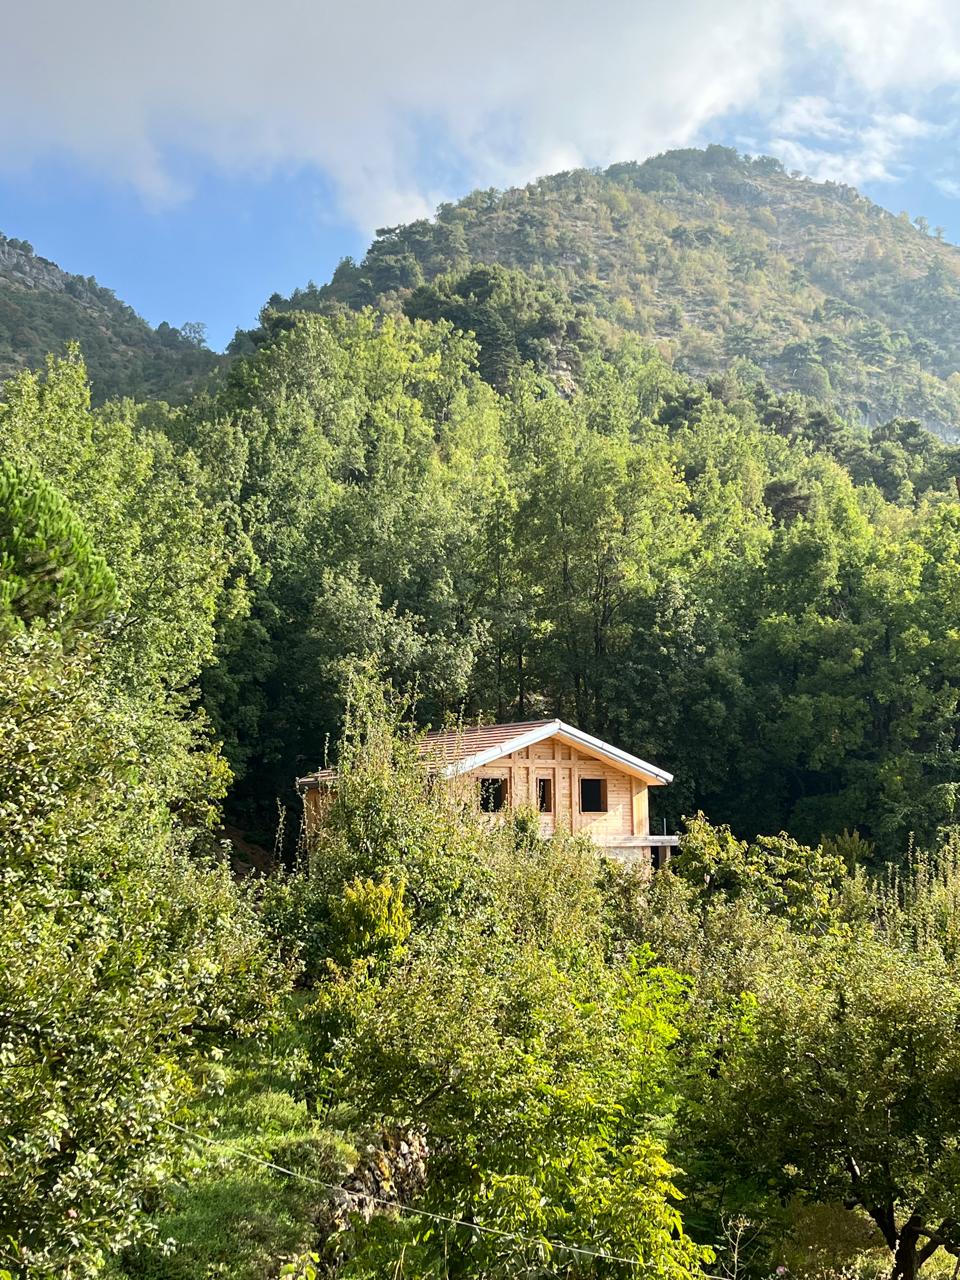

[891,1216,922,1280]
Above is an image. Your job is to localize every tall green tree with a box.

[695,935,960,1280]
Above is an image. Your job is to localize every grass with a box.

[109,1030,353,1280]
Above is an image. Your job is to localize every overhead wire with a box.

[166,1120,647,1268]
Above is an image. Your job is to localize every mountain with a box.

[241,145,960,435]
[0,233,221,402]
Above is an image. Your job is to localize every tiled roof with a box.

[418,719,557,766]
[299,718,673,789]
[297,721,553,788]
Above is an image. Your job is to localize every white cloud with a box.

[2,0,960,228]
[769,107,939,186]
[0,0,782,225]
[794,0,960,95]
[773,97,854,141]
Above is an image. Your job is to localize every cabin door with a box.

[536,771,556,836]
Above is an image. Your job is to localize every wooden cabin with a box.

[299,718,678,869]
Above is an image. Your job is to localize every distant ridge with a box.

[0,233,221,403]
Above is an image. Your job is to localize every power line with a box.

[166,1120,647,1268]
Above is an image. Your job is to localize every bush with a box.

[281,679,711,1277]
[0,634,289,1276]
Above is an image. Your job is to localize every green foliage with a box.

[112,1041,350,1280]
[404,261,598,391]
[0,630,287,1276]
[695,935,960,1279]
[314,933,707,1278]
[1,349,234,824]
[326,876,412,969]
[261,675,496,980]
[870,839,960,961]
[248,147,960,433]
[673,813,847,926]
[821,826,876,872]
[181,299,960,852]
[615,816,960,1279]
[0,351,290,1276]
[283,682,711,1278]
[189,311,503,831]
[10,159,953,856]
[0,455,116,640]
[14,151,960,1279]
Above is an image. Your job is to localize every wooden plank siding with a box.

[466,740,649,846]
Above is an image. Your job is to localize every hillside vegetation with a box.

[245,146,960,433]
[7,150,960,1280]
[0,233,221,402]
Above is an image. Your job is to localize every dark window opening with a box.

[537,777,553,813]
[479,776,508,813]
[579,778,607,813]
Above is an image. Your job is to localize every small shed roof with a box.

[299,718,672,789]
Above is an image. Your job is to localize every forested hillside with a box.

[8,148,960,1280]
[0,233,221,401]
[244,146,960,433]
[197,312,960,855]
[10,146,960,429]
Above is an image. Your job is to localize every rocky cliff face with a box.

[0,239,75,292]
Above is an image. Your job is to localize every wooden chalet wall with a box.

[301,785,328,834]
[461,737,649,845]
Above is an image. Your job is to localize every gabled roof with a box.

[421,718,673,785]
[299,719,672,789]
[418,719,556,766]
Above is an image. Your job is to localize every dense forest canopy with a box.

[189,309,960,855]
[7,147,960,1280]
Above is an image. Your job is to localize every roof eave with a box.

[439,718,672,785]
[552,723,673,784]
[297,772,335,790]
[439,720,562,777]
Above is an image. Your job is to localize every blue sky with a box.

[0,157,368,350]
[4,1,960,350]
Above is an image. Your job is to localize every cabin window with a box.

[579,777,607,813]
[537,777,553,813]
[479,776,508,813]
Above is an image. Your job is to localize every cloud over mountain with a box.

[2,0,959,227]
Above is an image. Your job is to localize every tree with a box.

[178,320,209,349]
[190,311,504,832]
[0,352,289,1275]
[696,934,960,1280]
[0,456,115,641]
[0,633,286,1275]
[404,262,595,392]
[285,680,711,1278]
[0,349,234,822]
[320,930,709,1278]
[672,813,846,927]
